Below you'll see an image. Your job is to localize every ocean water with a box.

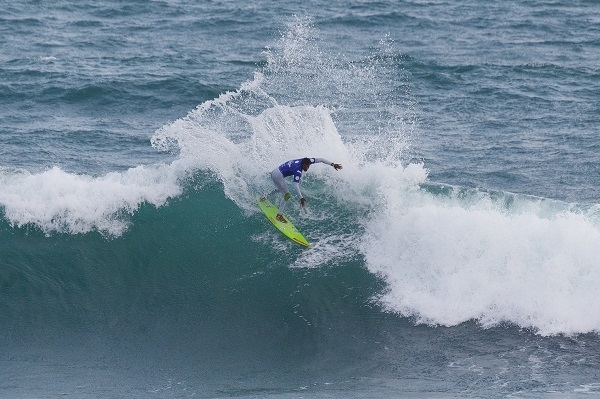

[2,1,600,398]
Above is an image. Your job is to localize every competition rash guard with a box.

[278,158,332,199]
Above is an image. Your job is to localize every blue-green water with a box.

[2,1,600,397]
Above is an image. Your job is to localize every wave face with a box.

[3,11,600,399]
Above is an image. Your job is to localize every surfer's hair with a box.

[302,157,311,165]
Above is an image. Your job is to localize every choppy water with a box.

[2,1,600,398]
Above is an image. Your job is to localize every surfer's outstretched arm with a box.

[313,158,343,170]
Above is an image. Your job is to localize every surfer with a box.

[270,157,342,223]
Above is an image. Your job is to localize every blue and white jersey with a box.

[272,157,333,203]
[278,158,309,183]
[278,157,331,184]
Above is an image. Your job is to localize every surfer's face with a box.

[302,163,310,172]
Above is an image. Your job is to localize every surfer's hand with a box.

[300,198,306,207]
[332,163,342,170]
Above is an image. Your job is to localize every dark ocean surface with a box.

[2,1,600,397]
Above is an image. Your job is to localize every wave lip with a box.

[0,164,182,236]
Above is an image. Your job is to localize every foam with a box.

[361,184,600,336]
[0,164,182,236]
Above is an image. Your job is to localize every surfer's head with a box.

[302,157,311,171]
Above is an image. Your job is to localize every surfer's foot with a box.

[259,196,266,201]
[276,214,287,223]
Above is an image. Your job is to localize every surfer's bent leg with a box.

[271,169,289,214]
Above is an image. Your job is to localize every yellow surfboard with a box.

[256,195,310,247]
